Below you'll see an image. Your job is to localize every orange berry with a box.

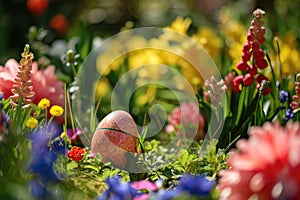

[49,14,68,35]
[27,0,49,16]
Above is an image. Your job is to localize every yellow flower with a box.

[38,98,50,110]
[25,117,38,129]
[60,131,66,138]
[166,16,192,35]
[192,27,224,60]
[50,105,64,117]
[271,32,300,77]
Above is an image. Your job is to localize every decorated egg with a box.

[91,110,139,167]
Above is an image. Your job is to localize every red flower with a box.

[236,61,248,71]
[27,0,49,16]
[218,122,300,199]
[243,73,254,87]
[67,146,85,162]
[49,14,68,35]
[233,75,243,93]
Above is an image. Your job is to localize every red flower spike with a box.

[247,33,254,42]
[256,59,268,69]
[243,73,254,86]
[236,61,248,71]
[263,86,271,95]
[251,42,260,51]
[243,43,251,52]
[253,49,265,60]
[233,8,267,93]
[259,36,265,44]
[248,65,258,76]
[233,75,244,93]
[242,52,251,62]
[256,74,269,83]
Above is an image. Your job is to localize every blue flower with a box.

[178,174,215,196]
[279,90,289,103]
[0,92,10,133]
[50,137,67,155]
[29,181,48,199]
[155,189,182,200]
[95,176,137,200]
[156,174,215,200]
[29,123,64,184]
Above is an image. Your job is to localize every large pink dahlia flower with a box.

[218,122,300,200]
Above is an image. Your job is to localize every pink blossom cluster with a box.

[203,76,227,106]
[165,102,205,141]
[290,74,300,110]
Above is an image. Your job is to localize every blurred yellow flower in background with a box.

[94,16,215,105]
[166,16,192,35]
[192,27,224,61]
[94,78,112,98]
[271,31,300,77]
[219,8,247,70]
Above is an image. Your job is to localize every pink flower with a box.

[131,180,158,191]
[218,122,300,200]
[165,102,205,141]
[131,180,158,200]
[0,59,64,107]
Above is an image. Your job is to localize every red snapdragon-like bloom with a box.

[233,9,271,95]
[233,75,243,93]
[218,122,300,199]
[67,146,86,162]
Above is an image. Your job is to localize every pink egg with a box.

[91,110,139,167]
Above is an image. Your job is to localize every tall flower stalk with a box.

[233,8,271,95]
[10,44,35,109]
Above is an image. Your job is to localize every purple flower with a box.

[279,90,289,103]
[284,108,294,122]
[96,176,137,200]
[66,128,82,143]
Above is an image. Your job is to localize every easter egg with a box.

[91,110,139,167]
